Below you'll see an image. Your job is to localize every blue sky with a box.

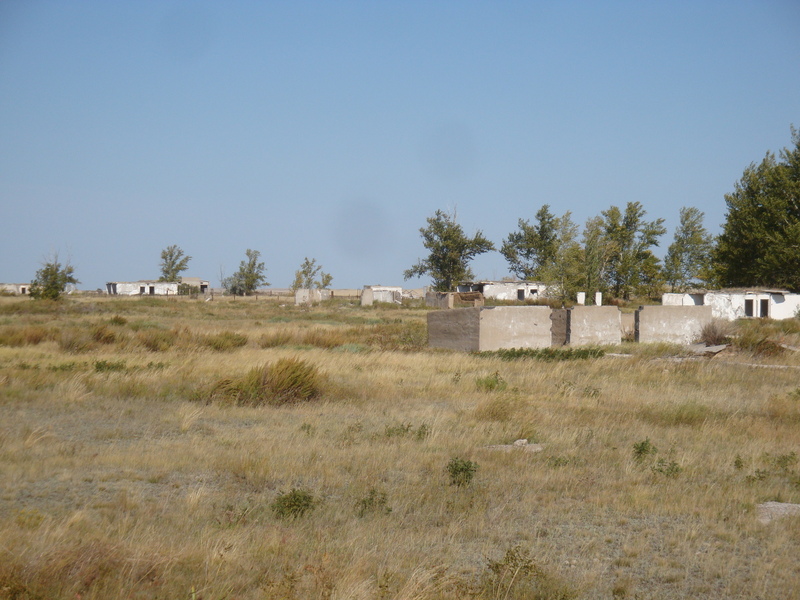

[1,1,798,290]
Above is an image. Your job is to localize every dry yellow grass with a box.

[0,295,799,599]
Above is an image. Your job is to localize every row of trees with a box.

[405,127,800,298]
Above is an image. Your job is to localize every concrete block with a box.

[635,305,713,344]
[427,306,552,352]
[567,306,621,346]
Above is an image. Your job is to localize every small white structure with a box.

[663,289,800,320]
[106,280,178,296]
[457,281,548,302]
[361,285,403,306]
[0,283,30,295]
[295,288,333,306]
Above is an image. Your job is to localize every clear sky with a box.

[1,1,799,291]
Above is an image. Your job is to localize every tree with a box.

[582,215,612,300]
[291,257,333,291]
[664,207,713,292]
[222,249,268,296]
[404,209,495,292]
[500,205,558,280]
[159,245,191,282]
[537,211,585,303]
[715,127,800,291]
[29,253,79,300]
[600,202,666,299]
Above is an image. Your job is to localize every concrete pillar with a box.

[576,292,586,305]
[594,291,602,306]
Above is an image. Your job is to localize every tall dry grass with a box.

[0,295,799,599]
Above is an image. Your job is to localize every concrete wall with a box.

[635,305,713,344]
[361,286,402,306]
[550,309,568,346]
[295,288,333,305]
[478,306,552,351]
[428,307,481,352]
[0,283,29,295]
[567,306,621,346]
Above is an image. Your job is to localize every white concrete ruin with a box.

[663,289,800,320]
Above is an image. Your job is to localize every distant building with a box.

[456,281,548,302]
[105,277,209,296]
[662,289,800,320]
[0,283,29,295]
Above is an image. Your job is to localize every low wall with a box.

[428,307,481,352]
[635,305,713,344]
[567,306,621,346]
[478,306,552,351]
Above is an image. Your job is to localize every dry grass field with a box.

[1,295,799,599]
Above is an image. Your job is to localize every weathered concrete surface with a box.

[484,439,544,453]
[567,306,621,346]
[550,309,568,346]
[428,306,552,352]
[620,312,635,340]
[295,288,333,306]
[635,305,713,344]
[428,307,481,352]
[478,306,552,351]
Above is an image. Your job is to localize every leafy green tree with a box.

[291,257,333,291]
[223,249,268,296]
[29,254,79,300]
[582,215,612,301]
[500,205,558,280]
[535,211,585,302]
[158,245,191,282]
[404,209,495,292]
[664,207,714,292]
[715,127,800,291]
[600,202,666,299]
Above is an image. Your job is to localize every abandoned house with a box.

[662,289,800,320]
[0,283,30,295]
[456,281,548,302]
[106,281,178,296]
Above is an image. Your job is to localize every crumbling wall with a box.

[567,306,621,346]
[635,305,713,344]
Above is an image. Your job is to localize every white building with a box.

[662,289,800,320]
[456,281,549,302]
[361,285,403,306]
[106,280,179,296]
[0,283,30,295]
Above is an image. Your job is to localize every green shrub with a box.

[698,319,732,345]
[355,488,391,518]
[479,347,605,361]
[109,315,127,326]
[447,457,478,487]
[632,438,657,461]
[476,371,507,392]
[271,488,318,519]
[94,360,126,373]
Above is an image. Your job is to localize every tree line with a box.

[25,127,799,301]
[406,127,800,299]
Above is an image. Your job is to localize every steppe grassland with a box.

[1,295,799,599]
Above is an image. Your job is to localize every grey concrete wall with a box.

[635,305,713,344]
[550,309,568,346]
[478,306,552,351]
[567,306,621,346]
[427,308,481,352]
[425,291,455,309]
[620,312,635,340]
